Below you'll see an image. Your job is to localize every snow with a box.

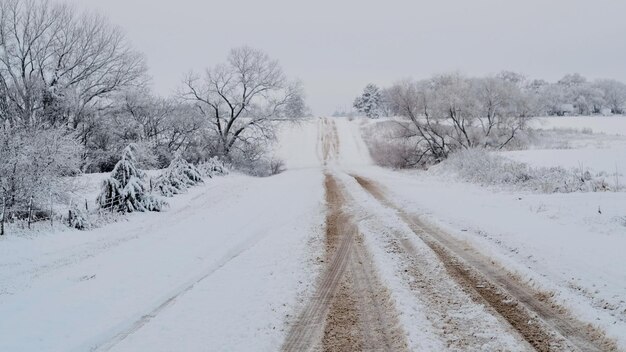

[334,171,526,351]
[502,115,626,175]
[356,166,626,347]
[531,115,626,136]
[336,116,626,347]
[334,118,373,167]
[502,146,626,175]
[274,120,322,170]
[0,171,325,351]
[2,115,625,350]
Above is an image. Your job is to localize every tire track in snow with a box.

[89,211,289,352]
[281,175,356,352]
[282,174,407,352]
[352,174,618,352]
[1,181,239,296]
[284,120,407,351]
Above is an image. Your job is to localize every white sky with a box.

[68,0,626,115]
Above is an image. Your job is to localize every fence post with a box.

[49,191,54,228]
[1,196,5,236]
[68,199,73,227]
[27,195,33,229]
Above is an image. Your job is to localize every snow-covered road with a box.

[1,117,624,351]
[0,171,325,351]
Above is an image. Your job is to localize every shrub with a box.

[362,120,431,169]
[440,148,611,193]
[0,127,81,220]
[197,157,230,178]
[97,144,167,212]
[269,158,286,175]
[154,155,203,197]
[68,203,89,230]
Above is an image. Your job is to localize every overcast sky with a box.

[68,0,626,115]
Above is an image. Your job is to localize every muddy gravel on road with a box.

[282,174,407,352]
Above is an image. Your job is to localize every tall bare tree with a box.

[182,46,303,158]
[0,0,146,128]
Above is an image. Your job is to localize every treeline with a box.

[0,0,305,220]
[355,72,626,167]
[355,71,626,119]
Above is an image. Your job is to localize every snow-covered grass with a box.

[435,148,618,193]
[499,116,626,189]
[531,115,626,136]
[502,147,625,179]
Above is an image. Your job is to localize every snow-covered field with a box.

[502,116,626,176]
[531,115,626,136]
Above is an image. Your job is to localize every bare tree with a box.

[388,79,449,162]
[0,0,146,128]
[182,46,303,159]
[385,73,532,165]
[471,77,529,148]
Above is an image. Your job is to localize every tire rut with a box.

[352,174,618,352]
[282,174,407,352]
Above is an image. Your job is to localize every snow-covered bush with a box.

[197,157,230,178]
[353,83,382,118]
[0,127,81,220]
[269,158,286,175]
[97,144,167,212]
[233,155,286,177]
[440,148,611,193]
[154,155,203,197]
[68,203,89,230]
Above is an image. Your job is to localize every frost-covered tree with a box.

[496,71,527,88]
[594,79,626,114]
[0,0,146,128]
[283,81,310,118]
[83,90,208,172]
[154,155,203,197]
[0,127,80,217]
[385,73,531,163]
[353,84,382,118]
[97,144,165,212]
[182,46,304,160]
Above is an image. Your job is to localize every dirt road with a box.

[282,118,618,352]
